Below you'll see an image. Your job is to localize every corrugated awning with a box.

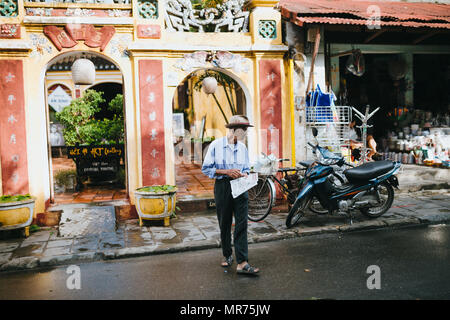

[279,0,450,29]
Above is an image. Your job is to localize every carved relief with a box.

[165,0,249,33]
[108,34,132,58]
[174,50,250,73]
[29,33,54,59]
[137,24,161,39]
[43,25,116,52]
[0,24,20,39]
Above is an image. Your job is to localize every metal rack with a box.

[305,106,352,160]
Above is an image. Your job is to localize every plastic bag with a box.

[306,85,336,122]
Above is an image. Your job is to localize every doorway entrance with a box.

[172,69,247,201]
[46,52,128,204]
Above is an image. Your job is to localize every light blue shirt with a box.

[201,136,250,179]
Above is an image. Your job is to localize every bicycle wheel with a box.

[248,177,274,222]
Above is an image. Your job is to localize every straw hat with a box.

[225,115,254,129]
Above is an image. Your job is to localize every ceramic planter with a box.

[134,187,177,227]
[0,198,35,237]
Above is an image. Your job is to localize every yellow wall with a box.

[0,34,137,214]
[0,0,293,215]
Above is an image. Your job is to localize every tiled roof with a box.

[279,0,450,29]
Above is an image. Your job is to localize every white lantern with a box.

[202,76,217,94]
[71,58,95,85]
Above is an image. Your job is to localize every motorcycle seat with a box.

[344,160,395,182]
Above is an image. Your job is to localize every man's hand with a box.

[226,169,245,179]
[217,169,244,179]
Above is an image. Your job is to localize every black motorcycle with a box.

[286,133,401,228]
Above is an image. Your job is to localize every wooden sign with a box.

[68,144,124,189]
[43,24,115,51]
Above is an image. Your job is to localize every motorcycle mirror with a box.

[312,127,318,137]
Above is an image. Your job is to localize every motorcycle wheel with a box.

[359,181,394,218]
[248,177,274,222]
[308,196,328,215]
[286,192,312,228]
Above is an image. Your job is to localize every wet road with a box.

[0,224,449,300]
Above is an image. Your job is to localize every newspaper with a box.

[230,173,258,199]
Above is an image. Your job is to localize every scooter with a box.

[286,129,401,228]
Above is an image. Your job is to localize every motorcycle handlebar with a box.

[306,141,355,168]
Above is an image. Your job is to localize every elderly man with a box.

[201,115,260,275]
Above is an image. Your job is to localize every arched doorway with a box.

[45,52,128,204]
[172,68,249,201]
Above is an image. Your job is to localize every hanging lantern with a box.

[71,58,95,85]
[202,76,217,94]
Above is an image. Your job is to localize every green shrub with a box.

[55,90,124,146]
[0,194,32,203]
[137,185,176,193]
[54,169,77,187]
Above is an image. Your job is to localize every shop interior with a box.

[307,21,450,167]
[337,52,449,166]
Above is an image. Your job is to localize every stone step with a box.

[176,194,216,215]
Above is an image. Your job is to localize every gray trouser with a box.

[214,178,249,264]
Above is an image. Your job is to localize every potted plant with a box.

[54,169,77,193]
[0,194,36,237]
[134,185,177,227]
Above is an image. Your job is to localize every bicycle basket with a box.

[253,154,278,176]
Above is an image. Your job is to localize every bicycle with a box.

[248,155,305,222]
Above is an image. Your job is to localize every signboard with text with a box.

[68,144,124,189]
[67,145,124,160]
[48,85,72,113]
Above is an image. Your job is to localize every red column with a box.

[0,60,29,195]
[138,60,166,186]
[259,59,283,158]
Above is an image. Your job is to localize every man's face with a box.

[229,127,248,142]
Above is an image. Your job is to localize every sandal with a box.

[221,256,233,267]
[237,263,260,275]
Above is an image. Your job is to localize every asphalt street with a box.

[0,223,449,300]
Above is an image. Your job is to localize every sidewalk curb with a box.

[397,182,450,194]
[1,215,449,273]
